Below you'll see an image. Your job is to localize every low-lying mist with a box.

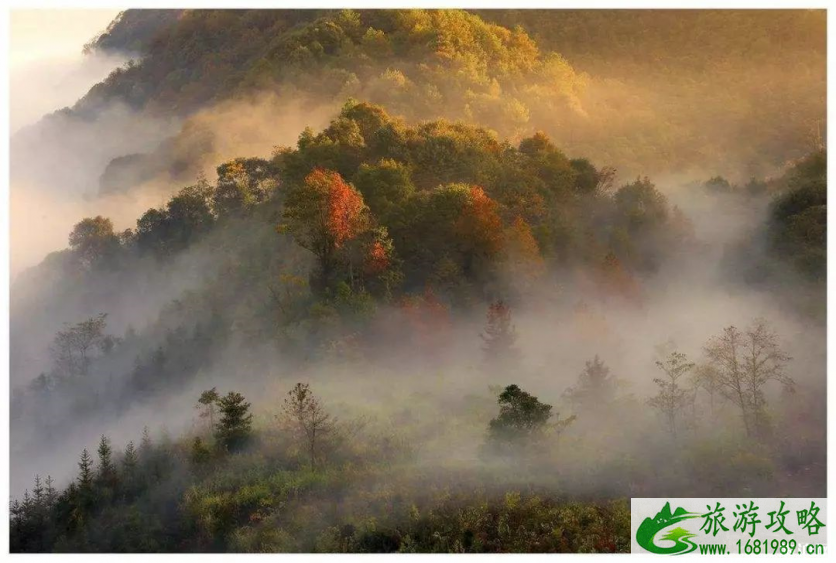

[9,170,825,498]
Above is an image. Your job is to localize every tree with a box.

[768,150,826,280]
[96,435,116,486]
[44,476,56,507]
[693,364,724,418]
[454,186,504,273]
[282,168,372,285]
[563,355,618,412]
[32,475,44,505]
[77,449,94,490]
[135,180,215,258]
[612,177,672,271]
[139,426,152,457]
[703,318,793,437]
[352,158,415,222]
[122,441,138,474]
[487,384,553,450]
[279,383,336,469]
[213,157,276,217]
[570,158,616,195]
[118,441,139,500]
[135,207,169,256]
[647,351,695,438]
[165,180,215,244]
[503,216,545,281]
[215,392,253,452]
[481,300,520,366]
[190,437,212,466]
[50,314,109,379]
[68,216,121,269]
[614,178,669,231]
[196,387,219,433]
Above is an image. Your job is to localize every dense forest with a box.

[72,9,825,182]
[9,9,827,553]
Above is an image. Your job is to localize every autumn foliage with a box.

[504,216,545,279]
[365,240,390,275]
[324,170,368,249]
[282,168,371,281]
[456,186,504,262]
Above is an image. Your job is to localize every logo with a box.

[632,498,827,555]
[636,502,701,555]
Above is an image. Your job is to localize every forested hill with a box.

[8,10,827,551]
[76,9,585,125]
[8,104,827,550]
[10,100,826,551]
[12,100,826,445]
[72,9,824,179]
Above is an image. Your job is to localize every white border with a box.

[1,1,833,560]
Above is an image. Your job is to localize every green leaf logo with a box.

[636,502,701,555]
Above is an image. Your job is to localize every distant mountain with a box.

[71,8,826,184]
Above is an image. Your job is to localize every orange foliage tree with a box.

[503,215,545,280]
[455,186,504,272]
[282,168,371,280]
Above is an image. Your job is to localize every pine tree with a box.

[21,490,32,514]
[119,440,140,499]
[32,475,44,505]
[122,440,138,472]
[44,475,56,506]
[97,435,117,487]
[139,426,152,457]
[77,449,94,490]
[215,392,253,452]
[563,355,618,412]
[10,498,23,544]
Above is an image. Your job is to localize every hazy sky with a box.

[10,9,121,67]
[10,9,122,133]
[10,9,125,276]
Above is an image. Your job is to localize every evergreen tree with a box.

[121,440,139,498]
[122,440,138,472]
[32,475,44,505]
[75,448,96,522]
[139,426,152,456]
[97,435,116,483]
[215,392,253,452]
[563,355,618,412]
[44,475,56,506]
[77,448,94,490]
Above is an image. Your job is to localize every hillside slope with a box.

[78,8,825,180]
